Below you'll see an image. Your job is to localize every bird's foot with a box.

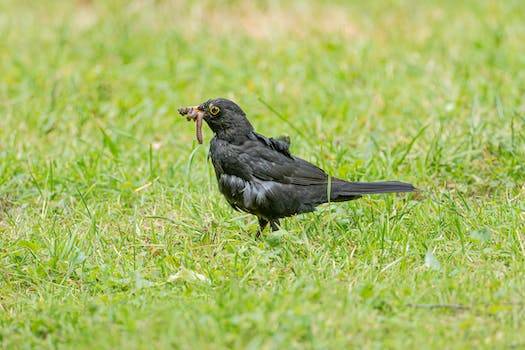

[256,217,268,239]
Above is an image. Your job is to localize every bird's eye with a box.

[209,105,220,116]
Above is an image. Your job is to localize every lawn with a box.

[1,0,524,348]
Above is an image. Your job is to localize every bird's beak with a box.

[178,105,205,144]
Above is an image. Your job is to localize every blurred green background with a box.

[1,0,524,348]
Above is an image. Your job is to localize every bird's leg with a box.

[256,217,268,238]
[269,219,281,231]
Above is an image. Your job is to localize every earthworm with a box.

[178,107,204,144]
[195,113,203,144]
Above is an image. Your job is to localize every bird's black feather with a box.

[252,132,292,158]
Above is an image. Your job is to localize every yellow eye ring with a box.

[210,105,220,116]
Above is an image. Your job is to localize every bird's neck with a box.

[213,117,255,144]
[215,127,254,144]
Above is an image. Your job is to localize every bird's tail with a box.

[330,180,416,201]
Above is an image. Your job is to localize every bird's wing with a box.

[238,139,329,186]
[252,132,292,158]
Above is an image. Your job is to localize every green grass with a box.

[1,0,525,348]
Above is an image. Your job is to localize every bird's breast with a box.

[218,174,275,216]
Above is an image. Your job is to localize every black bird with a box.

[179,98,415,237]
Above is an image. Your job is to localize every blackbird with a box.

[179,98,415,237]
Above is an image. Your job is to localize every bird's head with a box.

[178,98,253,144]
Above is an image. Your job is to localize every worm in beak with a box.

[178,106,204,144]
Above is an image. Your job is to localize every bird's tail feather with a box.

[331,180,415,201]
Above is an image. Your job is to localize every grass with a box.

[1,0,525,348]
